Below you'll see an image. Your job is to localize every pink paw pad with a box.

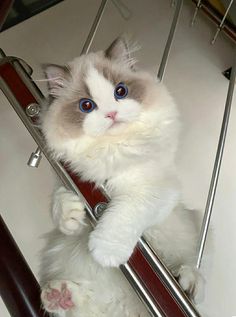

[44,283,74,310]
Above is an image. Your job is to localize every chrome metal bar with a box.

[157,0,183,81]
[27,147,42,167]
[191,0,202,26]
[139,238,201,317]
[111,0,132,21]
[121,263,164,317]
[12,58,44,169]
[190,1,236,43]
[80,0,109,55]
[197,52,236,269]
[211,0,234,44]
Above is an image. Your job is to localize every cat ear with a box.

[43,64,69,97]
[105,36,135,67]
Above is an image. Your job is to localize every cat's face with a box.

[42,38,155,146]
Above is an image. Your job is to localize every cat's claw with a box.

[41,280,79,313]
[55,187,86,235]
[89,230,135,267]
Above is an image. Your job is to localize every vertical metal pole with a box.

[211,0,234,44]
[111,0,132,20]
[157,0,183,82]
[191,0,202,26]
[80,0,109,55]
[196,51,236,269]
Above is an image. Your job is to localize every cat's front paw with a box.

[88,229,135,267]
[41,280,79,313]
[55,187,86,235]
[177,265,205,304]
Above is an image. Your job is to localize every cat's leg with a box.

[52,186,86,235]
[89,175,180,267]
[145,205,207,304]
[41,280,80,315]
[176,265,205,304]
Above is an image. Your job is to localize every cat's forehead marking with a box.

[94,60,120,86]
[93,60,147,104]
[72,57,148,105]
[85,66,114,104]
[80,77,91,99]
[70,65,91,99]
[124,77,146,104]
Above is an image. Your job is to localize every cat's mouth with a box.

[105,113,130,133]
[109,119,124,128]
[107,120,126,134]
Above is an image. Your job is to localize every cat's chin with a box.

[106,121,127,135]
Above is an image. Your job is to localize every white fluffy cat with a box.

[39,37,206,317]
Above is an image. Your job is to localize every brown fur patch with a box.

[94,59,147,104]
[55,68,92,137]
[58,102,86,137]
[125,77,146,104]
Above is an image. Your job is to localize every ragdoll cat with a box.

[39,37,206,317]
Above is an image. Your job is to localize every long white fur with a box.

[40,40,209,317]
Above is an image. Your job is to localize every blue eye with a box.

[79,98,96,113]
[114,82,128,100]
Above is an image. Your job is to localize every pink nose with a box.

[106,111,117,121]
